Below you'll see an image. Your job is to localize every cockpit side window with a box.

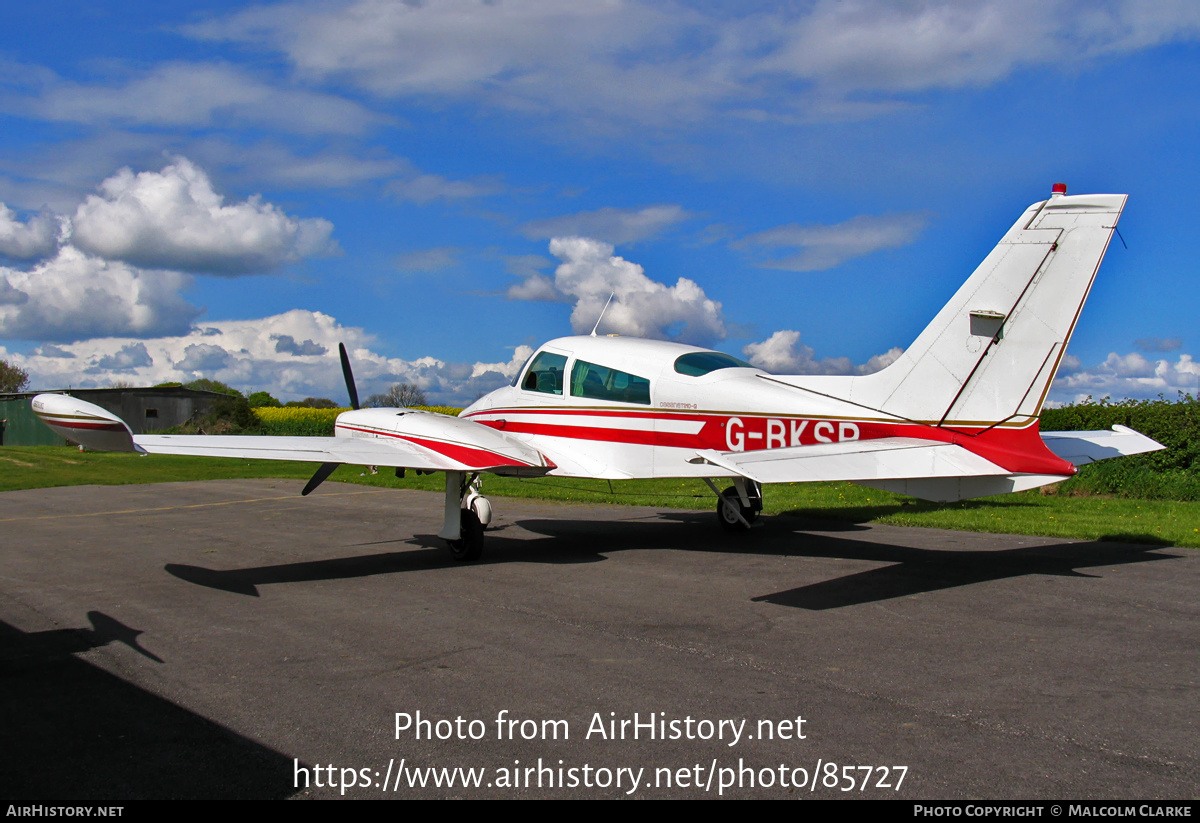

[570,360,651,405]
[673,351,755,377]
[521,351,567,395]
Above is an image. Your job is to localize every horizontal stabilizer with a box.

[1040,425,1165,465]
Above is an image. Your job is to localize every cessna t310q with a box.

[34,185,1163,560]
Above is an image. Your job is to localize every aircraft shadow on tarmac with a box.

[0,615,296,799]
[517,513,1181,609]
[164,511,1181,608]
[164,523,611,596]
[747,530,1180,610]
[0,610,164,665]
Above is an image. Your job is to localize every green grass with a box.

[3,446,1197,547]
[0,446,317,490]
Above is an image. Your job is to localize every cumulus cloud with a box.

[0,204,59,259]
[0,246,199,341]
[470,345,535,381]
[503,255,564,301]
[509,237,725,344]
[0,157,347,345]
[175,343,234,373]
[737,211,930,272]
[10,309,538,405]
[0,275,29,306]
[858,346,906,375]
[1049,350,1200,404]
[506,273,564,303]
[272,334,328,356]
[70,158,336,274]
[94,343,153,372]
[520,205,691,245]
[742,329,902,375]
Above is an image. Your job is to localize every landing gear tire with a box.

[717,486,759,532]
[447,509,484,561]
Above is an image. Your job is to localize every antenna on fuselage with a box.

[591,292,615,336]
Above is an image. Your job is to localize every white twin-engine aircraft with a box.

[34,186,1163,560]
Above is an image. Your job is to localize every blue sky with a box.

[1,0,1197,405]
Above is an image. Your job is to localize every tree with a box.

[366,383,427,408]
[247,391,282,408]
[184,378,242,397]
[1,359,30,393]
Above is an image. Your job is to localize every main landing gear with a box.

[439,471,493,561]
[704,478,763,531]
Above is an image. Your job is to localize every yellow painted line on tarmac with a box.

[0,487,391,523]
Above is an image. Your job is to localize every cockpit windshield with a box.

[673,351,755,377]
[521,351,567,395]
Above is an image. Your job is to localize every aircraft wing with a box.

[131,433,525,474]
[32,393,554,476]
[690,437,1008,485]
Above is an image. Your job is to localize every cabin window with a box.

[673,351,754,377]
[144,408,158,418]
[570,360,651,405]
[521,351,567,395]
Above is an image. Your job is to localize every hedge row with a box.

[1040,394,1199,500]
[253,405,463,436]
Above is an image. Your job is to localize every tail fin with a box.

[788,187,1126,427]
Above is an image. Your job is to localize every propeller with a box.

[302,342,360,496]
[301,461,339,497]
[339,342,360,410]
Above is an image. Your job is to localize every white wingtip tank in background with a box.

[32,393,140,453]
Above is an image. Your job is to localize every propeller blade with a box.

[339,342,360,410]
[301,462,340,496]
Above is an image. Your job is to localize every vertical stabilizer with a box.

[781,187,1126,427]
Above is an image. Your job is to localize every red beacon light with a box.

[1051,183,1067,196]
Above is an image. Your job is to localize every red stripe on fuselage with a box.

[465,408,1075,476]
